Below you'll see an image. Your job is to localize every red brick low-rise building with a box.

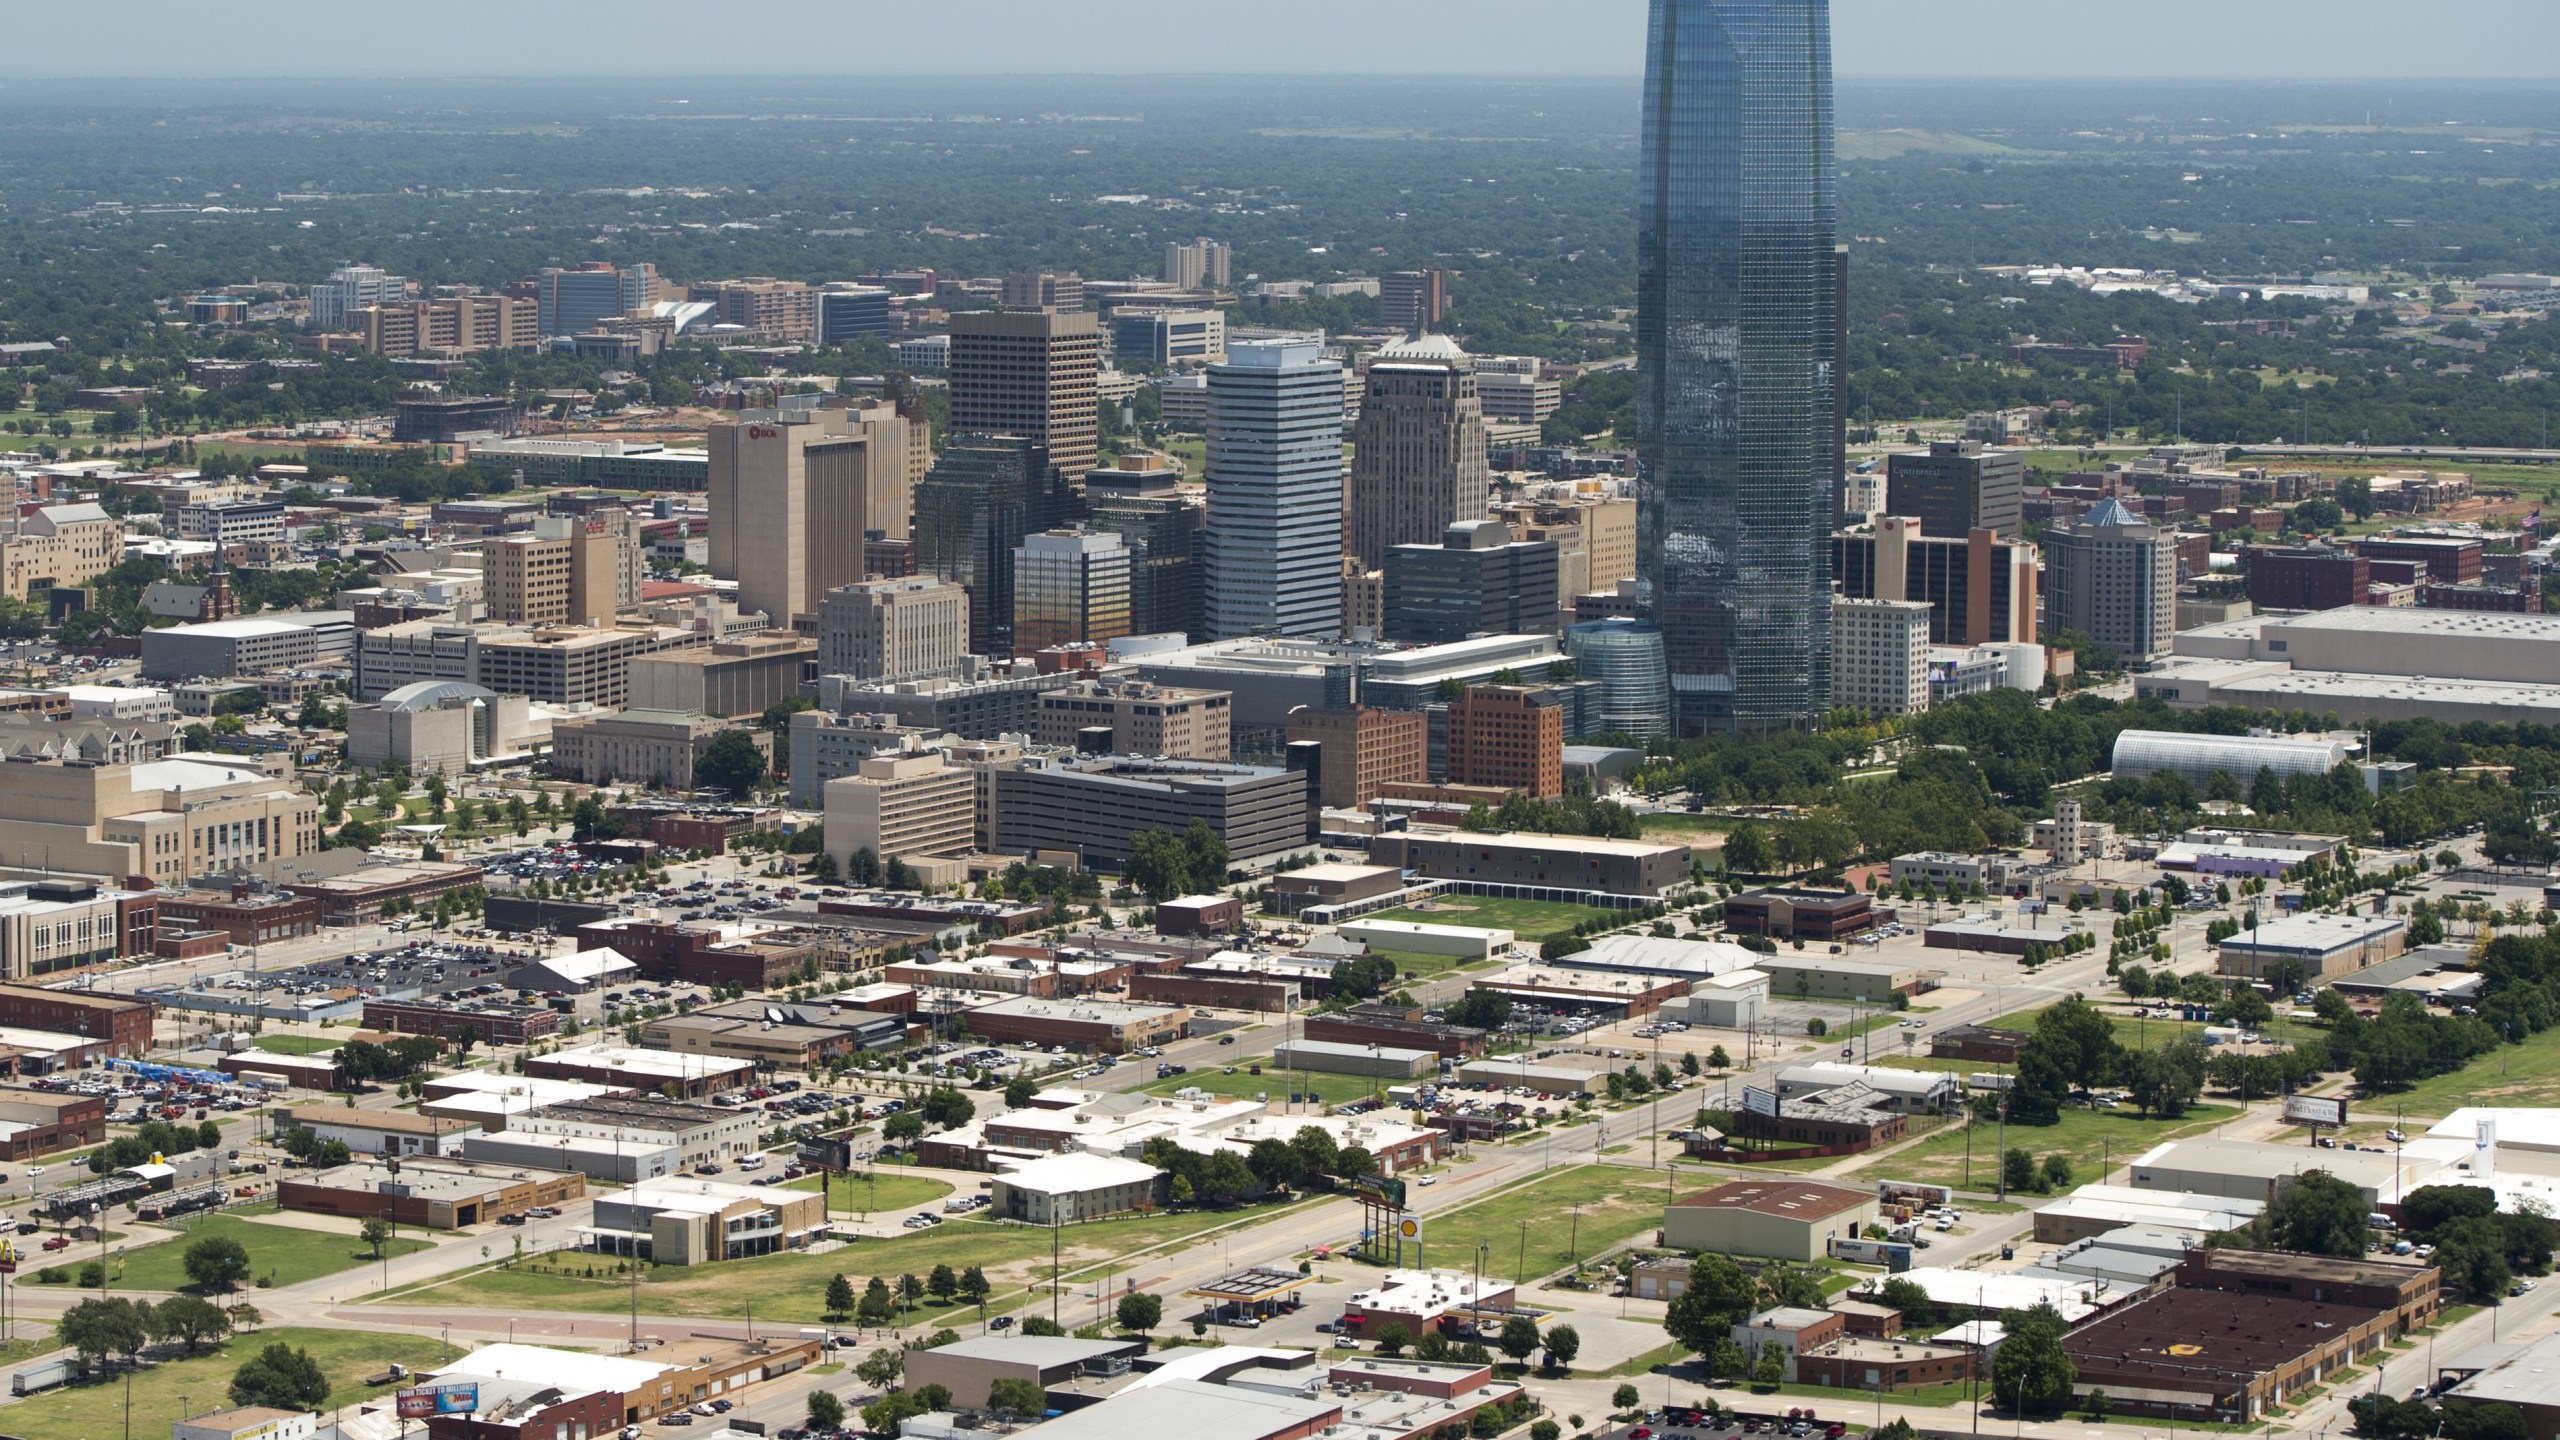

[361,998,561,1047]
[0,985,154,1055]
[0,1086,105,1158]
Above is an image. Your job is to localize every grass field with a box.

[1139,1062,1392,1108]
[783,1170,954,1216]
[1370,948,1504,982]
[2357,1022,2560,1118]
[250,1035,343,1056]
[1838,1102,2241,1189]
[1412,1164,1681,1284]
[379,1199,1308,1320]
[0,1326,450,1440]
[32,1213,436,1294]
[1366,898,1619,944]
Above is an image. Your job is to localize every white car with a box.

[1416,1175,1438,1187]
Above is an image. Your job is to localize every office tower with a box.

[913,436,1069,657]
[2041,498,2180,663]
[707,402,915,627]
[483,515,623,627]
[949,309,1102,482]
[356,296,539,357]
[690,278,820,342]
[538,264,632,338]
[1447,685,1564,798]
[1887,441,2025,540]
[1110,310,1227,368]
[1830,244,1851,526]
[1013,530,1134,654]
[308,264,405,329]
[1001,272,1085,311]
[1348,334,1488,567]
[2246,544,2369,611]
[1564,618,1672,741]
[1086,493,1204,639]
[1830,597,1934,716]
[1381,270,1449,334]
[1202,339,1347,640]
[819,287,895,347]
[1380,521,1561,646]
[619,262,663,315]
[1164,238,1232,290]
[1474,355,1564,425]
[1496,498,1640,628]
[824,755,978,868]
[1037,678,1231,760]
[1284,707,1428,808]
[1831,516,2037,648]
[1635,0,1839,733]
[818,577,970,682]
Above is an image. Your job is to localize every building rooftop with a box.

[2452,1330,2560,1407]
[993,1151,1162,1195]
[435,1343,668,1396]
[2217,912,2407,952]
[1395,827,1686,859]
[2064,1288,2391,1387]
[1674,1178,1872,1222]
[915,1334,1138,1366]
[534,1045,754,1081]
[1006,1380,1338,1440]
[973,995,1188,1026]
[301,1158,571,1202]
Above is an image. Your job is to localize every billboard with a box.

[1353,1175,1408,1209]
[1741,1086,1780,1119]
[396,1384,480,1418]
[2282,1094,2347,1127]
[797,1126,866,1173]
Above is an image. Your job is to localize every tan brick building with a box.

[1036,679,1230,760]
[1446,686,1562,798]
[1286,706,1427,808]
[950,309,1101,480]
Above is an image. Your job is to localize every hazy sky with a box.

[5,0,2555,79]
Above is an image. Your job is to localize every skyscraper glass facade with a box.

[913,435,1068,658]
[1202,339,1347,640]
[1564,619,1673,741]
[1635,0,1838,732]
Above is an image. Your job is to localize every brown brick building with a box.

[361,998,562,1047]
[1446,686,1562,798]
[1286,707,1428,808]
[0,985,154,1054]
[0,1086,105,1158]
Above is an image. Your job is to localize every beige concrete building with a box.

[1036,678,1231,760]
[0,503,121,604]
[817,577,970,682]
[688,278,819,343]
[950,309,1101,480]
[707,401,916,627]
[1495,498,1638,625]
[472,624,703,709]
[590,1176,826,1264]
[0,753,320,890]
[625,635,815,718]
[824,753,977,869]
[346,680,543,777]
[548,710,768,790]
[1349,336,1487,567]
[355,295,539,357]
[1664,1179,1879,1261]
[483,515,628,628]
[1832,597,1933,716]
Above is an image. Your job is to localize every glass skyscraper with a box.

[1202,339,1347,640]
[1635,0,1839,732]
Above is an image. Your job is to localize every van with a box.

[736,1155,766,1171]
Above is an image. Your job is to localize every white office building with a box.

[307,264,406,329]
[1202,339,1347,641]
[1831,597,1933,715]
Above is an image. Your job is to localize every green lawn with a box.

[0,1326,451,1440]
[1413,1164,1681,1284]
[1369,948,1502,982]
[250,1035,343,1057]
[1366,898,1620,944]
[2357,1022,2560,1118]
[783,1170,955,1216]
[378,1198,1309,1320]
[1140,1061,1395,1108]
[1638,814,1729,841]
[1836,1102,2241,1190]
[31,1213,436,1294]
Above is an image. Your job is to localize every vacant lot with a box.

[1838,1102,2239,1190]
[782,1171,954,1216]
[0,1327,449,1440]
[1407,1164,1680,1284]
[32,1213,434,1294]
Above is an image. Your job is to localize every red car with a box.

[40,1236,68,1251]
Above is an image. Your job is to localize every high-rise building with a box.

[1036,679,1231,760]
[819,287,895,347]
[1830,597,1933,716]
[1284,707,1428,809]
[2246,544,2369,612]
[1447,685,1564,798]
[1495,499,1640,629]
[308,264,406,329]
[823,754,978,870]
[1084,494,1203,640]
[913,436,1072,657]
[1013,530,1134,654]
[356,296,539,357]
[1831,516,2038,648]
[1380,270,1449,334]
[1380,521,1561,646]
[1348,334,1488,567]
[1886,441,2024,541]
[1109,310,1227,368]
[484,516,624,628]
[690,278,820,343]
[706,402,916,627]
[949,309,1102,483]
[538,264,636,338]
[1164,239,1233,290]
[1202,339,1347,641]
[1636,0,1839,733]
[2041,498,2181,663]
[1001,272,1085,311]
[1564,619,1672,741]
[817,577,970,682]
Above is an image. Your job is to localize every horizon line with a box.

[2,70,2558,85]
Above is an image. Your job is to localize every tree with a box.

[184,1235,254,1294]
[1539,1322,1580,1371]
[958,1266,991,1307]
[60,1297,148,1367]
[1709,1338,1749,1384]
[150,1294,231,1355]
[920,1088,976,1129]
[928,1263,958,1302]
[1004,1076,1039,1107]
[694,729,769,798]
[2002,1147,2040,1195]
[1116,1291,1164,1333]
[986,1378,1047,1417]
[1290,1125,1341,1184]
[1444,989,1513,1031]
[1681,1051,1701,1078]
[1753,1343,1786,1386]
[825,1273,857,1320]
[1374,1321,1413,1356]
[1613,1383,1643,1412]
[230,1341,332,1411]
[359,1216,394,1259]
[2263,1169,2371,1258]
[807,1391,846,1432]
[1245,1138,1304,1192]
[1019,1316,1064,1337]
[854,1347,905,1390]
[1497,1314,1541,1365]
[1989,1304,2076,1416]
[1707,1045,1731,1069]
[1664,1254,1763,1355]
[1721,822,1775,875]
[882,1110,926,1143]
[857,1276,895,1327]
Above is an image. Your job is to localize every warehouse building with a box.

[1270,1039,1436,1079]
[273,1105,481,1158]
[1756,953,1931,1000]
[278,1157,586,1229]
[1663,1179,1878,1262]
[964,995,1190,1055]
[460,1094,764,1182]
[1453,1058,1606,1096]
[903,1336,1150,1411]
[523,1044,753,1099]
[2217,911,2407,981]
